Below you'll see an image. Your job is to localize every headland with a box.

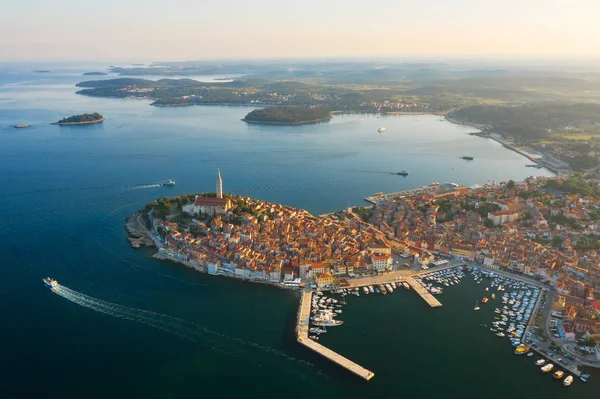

[127,170,600,380]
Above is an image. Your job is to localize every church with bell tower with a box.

[182,169,232,217]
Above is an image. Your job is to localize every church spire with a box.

[216,169,223,199]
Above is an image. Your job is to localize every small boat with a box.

[496,332,505,337]
[396,170,409,176]
[474,301,480,311]
[527,352,534,357]
[43,277,58,289]
[461,155,474,161]
[541,364,554,373]
[369,285,374,294]
[563,375,573,387]
[553,370,564,380]
[514,345,530,355]
[535,359,546,366]
[162,179,176,187]
[482,297,489,304]
[378,127,386,133]
[363,287,369,295]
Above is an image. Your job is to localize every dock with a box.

[296,291,375,381]
[405,276,442,307]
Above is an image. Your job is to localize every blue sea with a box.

[2,63,594,398]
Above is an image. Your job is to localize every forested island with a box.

[53,112,105,125]
[83,72,108,76]
[243,106,332,125]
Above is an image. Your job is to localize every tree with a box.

[551,235,563,248]
[507,180,515,190]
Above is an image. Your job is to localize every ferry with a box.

[43,277,58,289]
[162,179,176,187]
[541,364,554,373]
[563,375,573,387]
[553,370,564,379]
[378,127,386,133]
[535,359,546,366]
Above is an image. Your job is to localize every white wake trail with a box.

[49,283,316,374]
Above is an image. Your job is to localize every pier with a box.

[405,276,442,307]
[296,291,375,381]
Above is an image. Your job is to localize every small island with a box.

[83,71,108,76]
[53,112,105,125]
[242,106,332,125]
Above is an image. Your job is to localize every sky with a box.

[2,0,600,61]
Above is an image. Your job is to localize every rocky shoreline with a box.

[125,215,154,248]
[52,117,105,126]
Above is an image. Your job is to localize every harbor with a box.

[296,291,375,381]
[295,263,594,386]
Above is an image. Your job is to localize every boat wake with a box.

[127,184,162,190]
[50,283,317,375]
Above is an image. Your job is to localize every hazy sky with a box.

[3,0,600,61]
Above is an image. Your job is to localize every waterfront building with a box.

[317,272,335,288]
[371,254,392,272]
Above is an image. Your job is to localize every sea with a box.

[0,63,595,398]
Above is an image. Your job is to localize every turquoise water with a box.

[3,64,595,398]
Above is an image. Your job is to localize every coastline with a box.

[445,116,566,175]
[127,212,299,291]
[241,116,332,126]
[52,117,105,126]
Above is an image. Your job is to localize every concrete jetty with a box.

[296,291,375,381]
[405,276,442,307]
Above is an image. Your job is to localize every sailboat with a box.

[474,301,480,311]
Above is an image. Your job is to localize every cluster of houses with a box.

[370,177,600,343]
[153,196,394,289]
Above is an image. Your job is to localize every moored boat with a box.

[535,359,546,366]
[553,370,564,379]
[563,375,573,386]
[514,344,530,355]
[541,363,554,373]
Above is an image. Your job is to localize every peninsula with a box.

[242,106,332,125]
[127,169,600,379]
[53,112,105,125]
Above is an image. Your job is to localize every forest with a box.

[243,106,332,124]
[55,113,104,124]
